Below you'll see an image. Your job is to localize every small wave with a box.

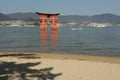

[71,28,83,30]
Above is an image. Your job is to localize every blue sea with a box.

[0,26,120,57]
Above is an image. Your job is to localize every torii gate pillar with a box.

[36,12,60,30]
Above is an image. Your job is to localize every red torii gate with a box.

[36,12,60,30]
[36,12,59,47]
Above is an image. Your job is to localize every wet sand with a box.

[0,52,120,63]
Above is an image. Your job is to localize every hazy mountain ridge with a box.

[0,12,120,24]
[6,12,38,21]
[0,13,13,20]
[59,14,120,24]
[91,14,120,24]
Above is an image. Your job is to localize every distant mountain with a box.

[58,15,91,23]
[0,12,120,24]
[59,14,120,24]
[0,13,13,20]
[59,15,83,22]
[91,14,120,24]
[6,12,38,21]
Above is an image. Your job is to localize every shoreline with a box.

[0,52,120,64]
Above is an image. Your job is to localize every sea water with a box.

[0,26,120,57]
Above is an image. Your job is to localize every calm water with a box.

[0,26,120,57]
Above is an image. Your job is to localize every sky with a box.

[0,0,120,15]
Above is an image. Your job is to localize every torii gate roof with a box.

[36,12,60,16]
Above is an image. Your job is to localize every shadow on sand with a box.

[0,62,62,80]
[0,53,62,80]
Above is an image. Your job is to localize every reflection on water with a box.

[40,29,58,50]
[50,29,58,48]
[40,30,47,46]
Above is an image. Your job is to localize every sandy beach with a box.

[0,52,120,80]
